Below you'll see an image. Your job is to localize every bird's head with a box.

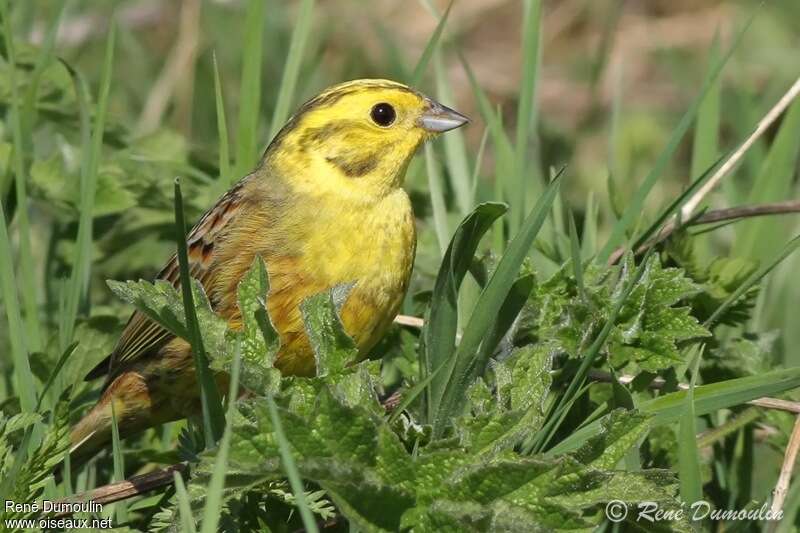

[264,79,469,198]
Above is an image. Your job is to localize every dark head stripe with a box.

[326,153,380,177]
[262,80,418,163]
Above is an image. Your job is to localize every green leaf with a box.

[225,256,281,394]
[201,345,242,533]
[456,343,552,456]
[107,279,190,339]
[300,286,358,377]
[423,202,508,421]
[264,394,320,533]
[173,471,197,533]
[433,173,562,437]
[573,409,650,469]
[61,21,116,354]
[609,255,710,373]
[467,273,535,386]
[685,254,759,327]
[1,0,43,355]
[459,53,516,224]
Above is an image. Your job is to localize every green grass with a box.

[174,179,225,446]
[2,1,800,531]
[232,0,266,178]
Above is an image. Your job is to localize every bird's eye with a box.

[370,103,396,127]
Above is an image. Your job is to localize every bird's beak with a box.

[419,99,470,133]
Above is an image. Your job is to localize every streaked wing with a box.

[86,181,246,384]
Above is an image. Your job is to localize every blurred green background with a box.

[5,0,798,356]
[1,0,800,527]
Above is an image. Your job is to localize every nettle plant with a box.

[2,1,800,532]
[95,188,796,532]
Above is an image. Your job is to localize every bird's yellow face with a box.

[265,79,468,199]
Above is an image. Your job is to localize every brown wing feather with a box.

[85,180,247,384]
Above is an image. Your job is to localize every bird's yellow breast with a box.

[254,186,416,376]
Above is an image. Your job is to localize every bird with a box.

[69,78,469,461]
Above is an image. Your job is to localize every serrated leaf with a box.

[107,279,189,339]
[224,256,281,395]
[300,287,358,377]
[573,409,650,469]
[457,344,554,456]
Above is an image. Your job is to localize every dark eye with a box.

[370,102,396,127]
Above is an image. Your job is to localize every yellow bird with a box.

[70,79,469,458]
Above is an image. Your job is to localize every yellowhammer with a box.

[71,79,468,459]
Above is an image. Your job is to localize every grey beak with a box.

[419,99,470,133]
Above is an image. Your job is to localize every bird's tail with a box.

[64,370,179,473]
[68,401,114,468]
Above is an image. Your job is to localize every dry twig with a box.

[607,199,800,265]
[51,463,188,518]
[770,415,800,524]
[680,76,800,220]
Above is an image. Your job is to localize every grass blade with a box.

[581,191,598,259]
[678,349,703,505]
[410,0,453,86]
[21,1,65,125]
[435,54,472,215]
[734,99,800,261]
[433,171,563,435]
[568,209,584,299]
[423,202,508,422]
[425,144,449,256]
[513,0,543,229]
[174,179,224,447]
[234,0,266,177]
[265,394,320,533]
[631,152,727,251]
[1,0,42,351]
[61,23,116,351]
[0,191,35,413]
[268,0,315,140]
[200,344,241,533]
[174,471,198,533]
[549,365,800,456]
[597,16,752,263]
[470,126,489,201]
[690,32,721,185]
[467,273,535,383]
[35,342,77,412]
[212,52,231,185]
[110,403,128,523]
[459,55,516,254]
